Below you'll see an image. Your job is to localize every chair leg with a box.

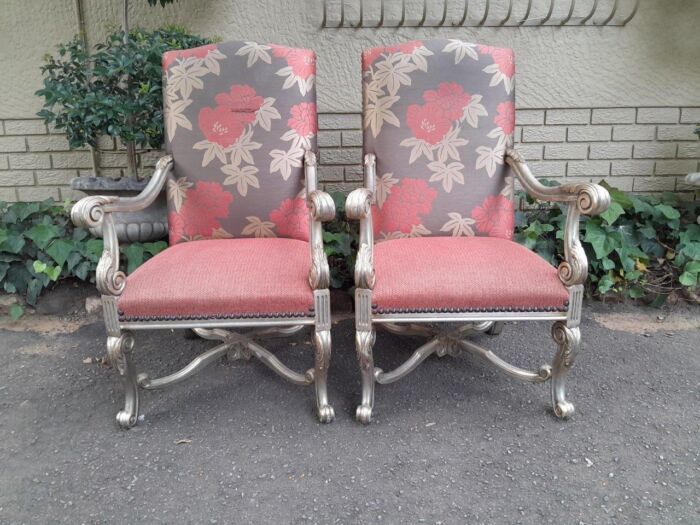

[486,321,504,336]
[550,321,581,419]
[355,329,376,424]
[313,329,335,423]
[106,332,140,429]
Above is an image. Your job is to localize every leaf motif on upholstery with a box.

[400,137,434,164]
[211,227,234,239]
[221,164,260,197]
[440,212,476,237]
[167,177,193,213]
[202,48,227,75]
[229,129,262,167]
[193,139,228,166]
[235,42,272,67]
[462,94,488,128]
[407,45,433,72]
[276,66,315,96]
[168,59,210,99]
[164,96,192,142]
[373,55,416,96]
[409,224,431,237]
[363,79,383,104]
[242,216,277,238]
[442,40,479,64]
[427,160,465,193]
[483,62,514,94]
[269,147,303,181]
[500,175,515,200]
[375,173,398,208]
[254,97,280,131]
[475,145,505,178]
[436,127,468,163]
[364,94,400,138]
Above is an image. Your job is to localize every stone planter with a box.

[71,177,168,243]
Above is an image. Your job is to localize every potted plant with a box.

[36,26,212,241]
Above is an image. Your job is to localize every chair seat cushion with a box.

[117,239,314,321]
[372,237,569,314]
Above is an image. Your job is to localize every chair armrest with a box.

[304,151,335,290]
[505,148,611,287]
[505,148,610,216]
[345,154,376,290]
[70,155,173,296]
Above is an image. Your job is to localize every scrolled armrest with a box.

[70,154,173,297]
[345,188,373,220]
[505,148,610,216]
[308,190,336,222]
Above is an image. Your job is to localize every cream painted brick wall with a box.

[1,108,699,200]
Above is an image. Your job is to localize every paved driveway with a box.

[0,303,698,524]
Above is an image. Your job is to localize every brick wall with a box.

[1,107,698,202]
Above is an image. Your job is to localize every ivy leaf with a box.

[25,224,60,250]
[600,201,625,225]
[0,233,25,254]
[655,204,680,220]
[123,244,145,274]
[46,239,74,266]
[9,304,24,320]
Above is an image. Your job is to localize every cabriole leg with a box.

[313,329,335,423]
[550,321,581,419]
[355,329,376,424]
[106,332,139,429]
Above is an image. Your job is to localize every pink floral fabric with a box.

[362,39,516,241]
[162,41,317,245]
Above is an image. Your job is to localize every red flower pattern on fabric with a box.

[491,48,515,78]
[494,101,515,135]
[472,195,515,240]
[287,50,316,79]
[406,103,451,145]
[215,84,263,118]
[169,181,234,244]
[423,82,471,121]
[198,106,246,148]
[269,198,309,241]
[380,179,437,233]
[288,102,317,137]
[270,44,294,58]
[163,44,218,70]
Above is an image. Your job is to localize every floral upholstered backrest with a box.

[363,39,516,241]
[163,41,317,244]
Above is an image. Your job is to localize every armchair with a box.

[72,41,335,428]
[349,39,610,423]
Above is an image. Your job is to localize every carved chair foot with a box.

[550,321,581,420]
[356,329,376,424]
[317,404,335,423]
[356,404,373,424]
[107,332,140,430]
[553,400,575,419]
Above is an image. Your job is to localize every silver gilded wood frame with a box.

[346,150,610,423]
[72,152,336,428]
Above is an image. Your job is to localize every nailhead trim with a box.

[119,309,314,322]
[372,304,568,314]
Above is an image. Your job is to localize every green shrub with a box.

[36,27,212,150]
[0,199,166,317]
[324,192,358,289]
[516,182,700,303]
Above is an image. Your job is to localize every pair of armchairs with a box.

[72,39,609,428]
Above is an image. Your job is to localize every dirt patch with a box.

[593,311,700,334]
[0,313,95,335]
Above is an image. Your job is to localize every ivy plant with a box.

[0,199,166,317]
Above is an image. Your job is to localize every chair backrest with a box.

[162,41,317,244]
[362,39,516,241]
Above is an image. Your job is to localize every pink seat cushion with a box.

[118,238,314,321]
[372,237,569,313]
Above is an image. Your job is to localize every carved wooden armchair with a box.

[72,41,335,428]
[347,39,610,423]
